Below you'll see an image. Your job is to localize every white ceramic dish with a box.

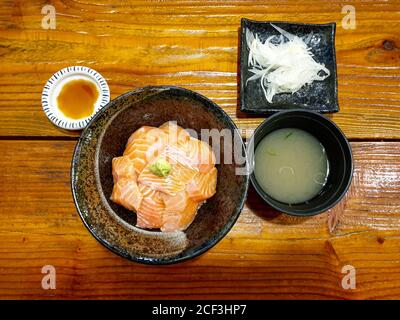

[41,66,110,130]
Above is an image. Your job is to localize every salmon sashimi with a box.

[111,156,137,182]
[136,185,164,229]
[110,178,143,212]
[160,121,191,146]
[125,127,167,156]
[162,190,189,212]
[110,122,218,232]
[127,126,155,145]
[124,128,168,174]
[161,191,200,232]
[186,167,218,202]
[138,157,198,196]
[182,137,216,173]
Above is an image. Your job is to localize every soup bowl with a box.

[248,109,353,216]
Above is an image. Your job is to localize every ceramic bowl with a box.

[239,18,338,114]
[248,110,353,216]
[71,86,249,264]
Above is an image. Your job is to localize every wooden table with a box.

[1,0,400,300]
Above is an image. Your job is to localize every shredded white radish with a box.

[246,24,330,103]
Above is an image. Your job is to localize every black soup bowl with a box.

[248,109,353,216]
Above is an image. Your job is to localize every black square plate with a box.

[239,18,339,114]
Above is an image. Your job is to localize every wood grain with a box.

[1,0,400,301]
[0,0,399,138]
[1,140,400,299]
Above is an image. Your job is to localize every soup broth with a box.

[254,128,329,204]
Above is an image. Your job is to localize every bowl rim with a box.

[248,109,353,216]
[70,85,250,264]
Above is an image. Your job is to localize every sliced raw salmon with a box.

[182,137,216,173]
[161,191,200,232]
[110,178,143,212]
[123,139,151,174]
[110,123,218,232]
[160,121,190,146]
[127,126,155,145]
[124,128,168,174]
[186,167,217,202]
[160,144,196,169]
[111,156,137,183]
[136,184,164,229]
[138,158,197,196]
[162,190,188,212]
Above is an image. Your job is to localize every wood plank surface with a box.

[1,0,400,301]
[0,0,400,138]
[1,140,400,299]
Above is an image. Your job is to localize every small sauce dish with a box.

[42,66,110,130]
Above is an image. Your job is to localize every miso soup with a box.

[254,128,329,204]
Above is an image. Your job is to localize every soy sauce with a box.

[57,79,99,120]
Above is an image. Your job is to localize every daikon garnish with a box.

[246,24,330,103]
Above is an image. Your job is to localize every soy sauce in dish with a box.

[57,79,99,120]
[254,128,329,204]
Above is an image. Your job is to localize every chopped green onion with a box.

[285,132,293,139]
